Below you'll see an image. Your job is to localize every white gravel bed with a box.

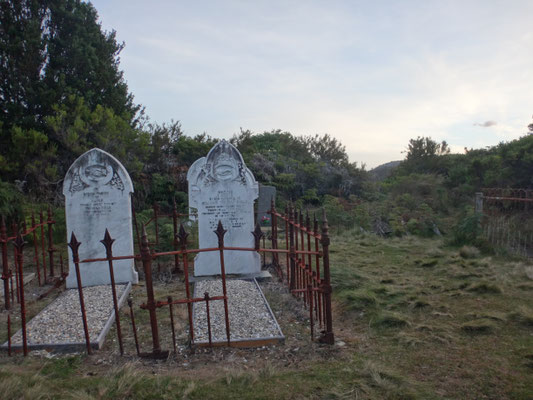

[8,284,128,346]
[193,279,283,343]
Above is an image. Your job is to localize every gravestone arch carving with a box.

[187,140,260,276]
[63,148,138,288]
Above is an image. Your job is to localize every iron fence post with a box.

[31,212,41,286]
[140,226,161,354]
[252,223,264,251]
[204,292,213,347]
[39,210,47,281]
[320,209,334,345]
[68,233,92,354]
[172,199,181,273]
[284,204,290,282]
[128,297,141,356]
[168,296,177,353]
[215,221,231,345]
[289,204,296,291]
[270,198,281,279]
[178,224,194,342]
[14,234,27,356]
[101,229,124,355]
[1,217,10,309]
[12,223,19,303]
[47,206,55,277]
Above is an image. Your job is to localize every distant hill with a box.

[369,160,402,181]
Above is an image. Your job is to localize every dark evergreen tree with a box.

[0,0,143,198]
[0,0,48,145]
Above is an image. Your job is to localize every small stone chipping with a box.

[193,279,282,343]
[9,284,127,346]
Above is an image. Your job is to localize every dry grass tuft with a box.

[370,312,409,329]
[509,306,533,327]
[525,266,533,280]
[459,246,481,259]
[340,289,377,311]
[460,318,496,334]
[466,282,502,294]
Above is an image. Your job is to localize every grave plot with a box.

[1,141,334,358]
[192,279,284,347]
[2,283,131,352]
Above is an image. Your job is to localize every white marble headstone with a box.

[63,148,138,288]
[188,140,260,276]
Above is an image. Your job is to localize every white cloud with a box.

[91,0,533,168]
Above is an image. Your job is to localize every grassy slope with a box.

[0,233,532,399]
[331,232,533,399]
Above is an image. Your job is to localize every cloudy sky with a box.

[90,0,533,168]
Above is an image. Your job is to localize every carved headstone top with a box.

[188,140,260,276]
[63,148,138,288]
[188,139,255,187]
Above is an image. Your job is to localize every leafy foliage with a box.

[0,0,143,197]
[2,0,533,246]
[231,129,368,201]
[0,180,22,220]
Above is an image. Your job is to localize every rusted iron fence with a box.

[3,202,334,357]
[477,189,533,258]
[63,221,236,358]
[268,201,334,344]
[132,200,197,274]
[1,207,67,356]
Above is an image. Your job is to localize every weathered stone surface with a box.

[63,148,138,288]
[256,185,276,226]
[188,140,260,276]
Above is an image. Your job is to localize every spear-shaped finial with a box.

[13,233,25,251]
[100,229,116,255]
[252,223,264,250]
[178,223,189,246]
[68,232,81,254]
[214,220,227,247]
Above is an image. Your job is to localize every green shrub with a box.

[0,180,22,221]
[406,218,420,235]
[450,209,482,246]
[323,195,356,231]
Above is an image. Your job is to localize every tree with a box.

[405,137,449,161]
[0,0,48,142]
[400,136,450,174]
[231,129,368,200]
[42,0,140,122]
[0,0,143,198]
[303,133,349,167]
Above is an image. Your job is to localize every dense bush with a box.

[0,180,22,221]
[449,208,483,246]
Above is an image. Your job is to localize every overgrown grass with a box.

[329,230,533,399]
[0,232,532,399]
